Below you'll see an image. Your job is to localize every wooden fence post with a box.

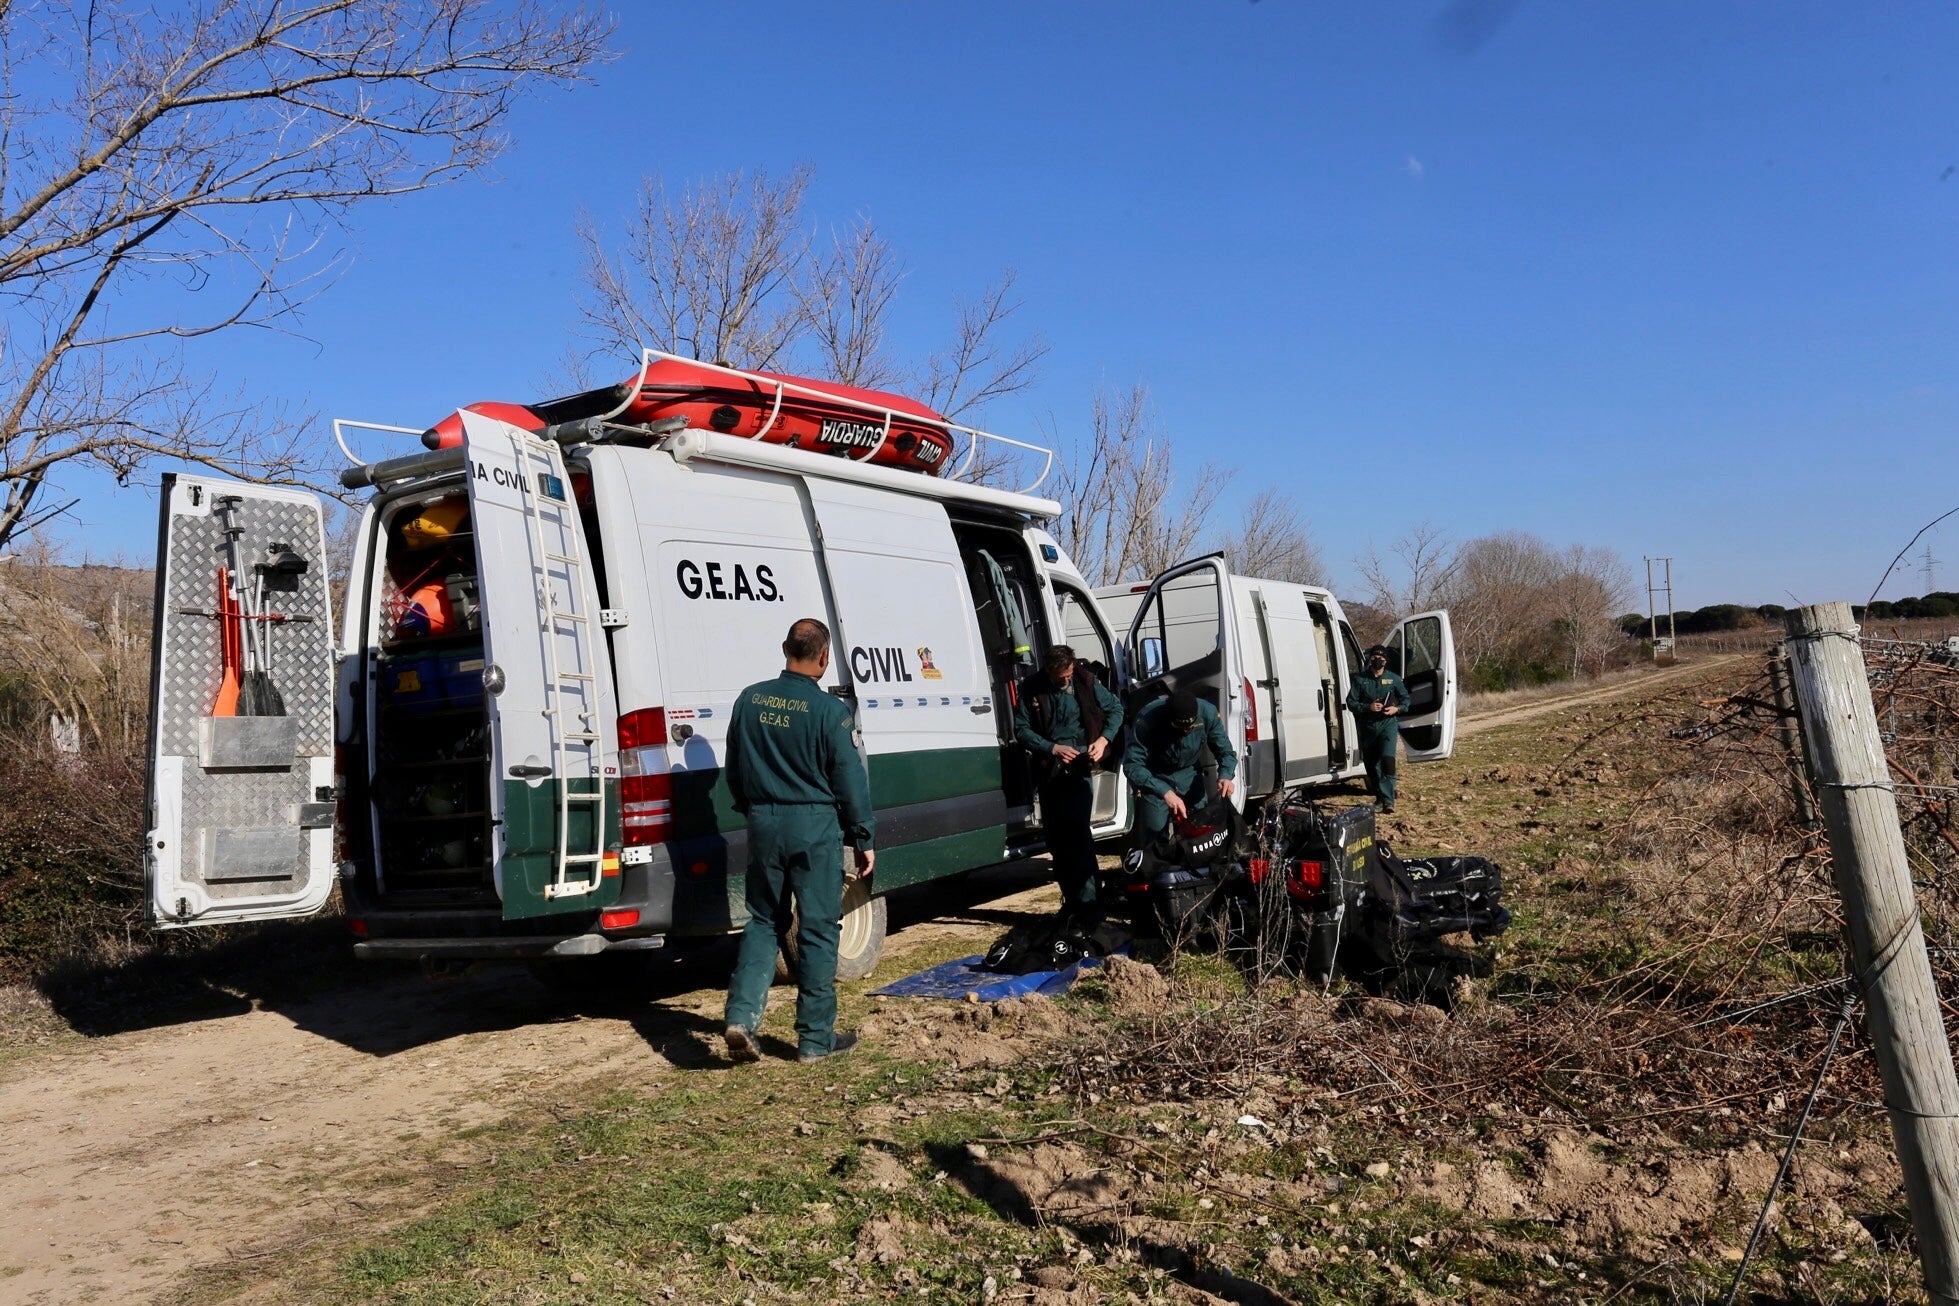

[1784,602,1959,1305]
[1768,645,1818,827]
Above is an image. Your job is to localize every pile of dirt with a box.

[1411,1130,1899,1257]
[860,992,1087,1069]
[1097,954,1171,1016]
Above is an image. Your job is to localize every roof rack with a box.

[329,347,1057,494]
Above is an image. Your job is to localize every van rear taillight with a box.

[618,708,672,845]
[1243,677,1259,742]
[619,707,668,748]
[600,908,640,930]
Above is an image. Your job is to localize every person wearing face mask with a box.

[1346,644,1411,814]
[1123,687,1238,845]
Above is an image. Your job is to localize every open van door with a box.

[1054,577,1132,839]
[460,411,618,919]
[1121,555,1248,800]
[1385,609,1457,762]
[145,475,337,927]
[802,477,1007,888]
[1248,585,1330,786]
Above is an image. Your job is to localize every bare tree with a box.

[574,169,1048,480]
[1552,543,1635,676]
[1359,527,1636,688]
[1230,487,1324,585]
[1050,382,1232,586]
[575,168,814,375]
[798,216,905,390]
[0,0,615,549]
[1356,521,1456,615]
[916,269,1049,421]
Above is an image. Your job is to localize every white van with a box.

[143,366,1135,980]
[1092,557,1457,804]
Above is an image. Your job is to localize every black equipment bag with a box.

[1118,797,1239,886]
[1361,843,1510,945]
[1115,797,1241,935]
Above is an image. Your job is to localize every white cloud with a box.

[1403,156,1425,180]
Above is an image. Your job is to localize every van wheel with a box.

[779,877,888,984]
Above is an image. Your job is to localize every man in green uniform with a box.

[1346,644,1411,813]
[1014,645,1124,927]
[722,618,875,1064]
[1124,687,1238,845]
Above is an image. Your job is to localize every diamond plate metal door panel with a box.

[145,475,339,926]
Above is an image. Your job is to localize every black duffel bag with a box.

[1362,843,1510,944]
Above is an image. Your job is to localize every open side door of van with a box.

[1385,609,1457,762]
[1122,555,1248,797]
[801,477,1007,888]
[145,475,337,927]
[460,411,619,919]
[1249,585,1331,787]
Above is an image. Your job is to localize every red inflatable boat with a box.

[420,359,957,476]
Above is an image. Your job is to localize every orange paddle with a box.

[212,567,241,716]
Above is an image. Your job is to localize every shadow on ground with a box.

[25,859,1063,1055]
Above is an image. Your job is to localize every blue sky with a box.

[51,2,1959,609]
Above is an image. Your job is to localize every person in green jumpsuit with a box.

[722,618,875,1064]
[1014,645,1124,927]
[1346,644,1411,813]
[1124,688,1238,844]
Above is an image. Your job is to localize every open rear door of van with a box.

[460,411,619,920]
[1122,555,1249,789]
[145,475,337,927]
[1386,609,1457,762]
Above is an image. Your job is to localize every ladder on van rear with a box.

[510,431,608,900]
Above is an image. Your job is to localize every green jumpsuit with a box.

[1345,668,1411,810]
[1123,697,1238,844]
[722,670,875,1059]
[1013,668,1124,924]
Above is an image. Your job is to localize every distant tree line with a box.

[1616,604,1790,637]
[1858,592,1959,621]
[1616,592,1959,638]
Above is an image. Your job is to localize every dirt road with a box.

[1458,653,1749,738]
[0,867,1061,1305]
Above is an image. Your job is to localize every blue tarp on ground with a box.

[871,952,1109,1001]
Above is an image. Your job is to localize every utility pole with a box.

[1644,556,1676,664]
[1924,543,1940,596]
[1783,602,1959,1306]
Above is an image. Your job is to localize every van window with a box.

[1056,583,1115,686]
[1132,570,1226,706]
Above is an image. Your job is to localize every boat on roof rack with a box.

[333,350,1054,492]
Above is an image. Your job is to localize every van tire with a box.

[779,876,887,984]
